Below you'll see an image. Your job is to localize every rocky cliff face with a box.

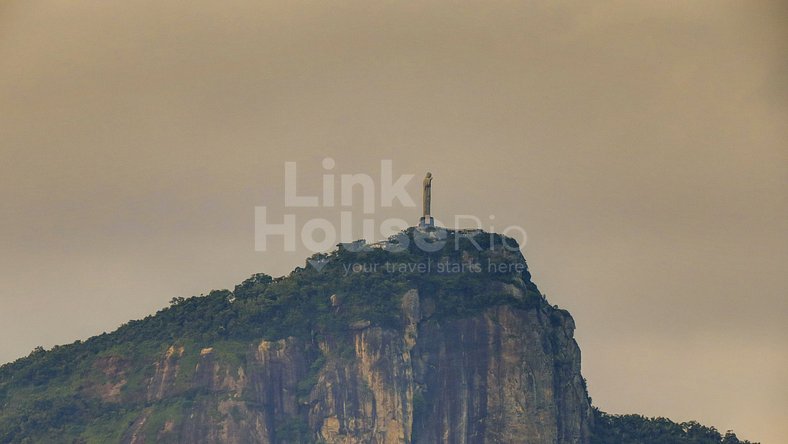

[0,229,593,443]
[115,288,590,444]
[0,229,760,444]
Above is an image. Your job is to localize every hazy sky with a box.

[1,1,786,442]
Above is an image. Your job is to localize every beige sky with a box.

[1,1,786,442]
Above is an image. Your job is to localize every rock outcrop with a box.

[115,288,590,444]
[0,229,593,444]
[0,229,760,444]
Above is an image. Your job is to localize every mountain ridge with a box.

[0,228,757,443]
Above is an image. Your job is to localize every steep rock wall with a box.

[119,289,591,444]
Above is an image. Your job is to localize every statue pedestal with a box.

[418,216,434,228]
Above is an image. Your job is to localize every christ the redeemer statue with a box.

[419,172,434,228]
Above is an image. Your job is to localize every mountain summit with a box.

[0,229,756,443]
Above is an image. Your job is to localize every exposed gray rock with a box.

[118,290,591,443]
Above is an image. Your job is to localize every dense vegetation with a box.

[591,408,758,444]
